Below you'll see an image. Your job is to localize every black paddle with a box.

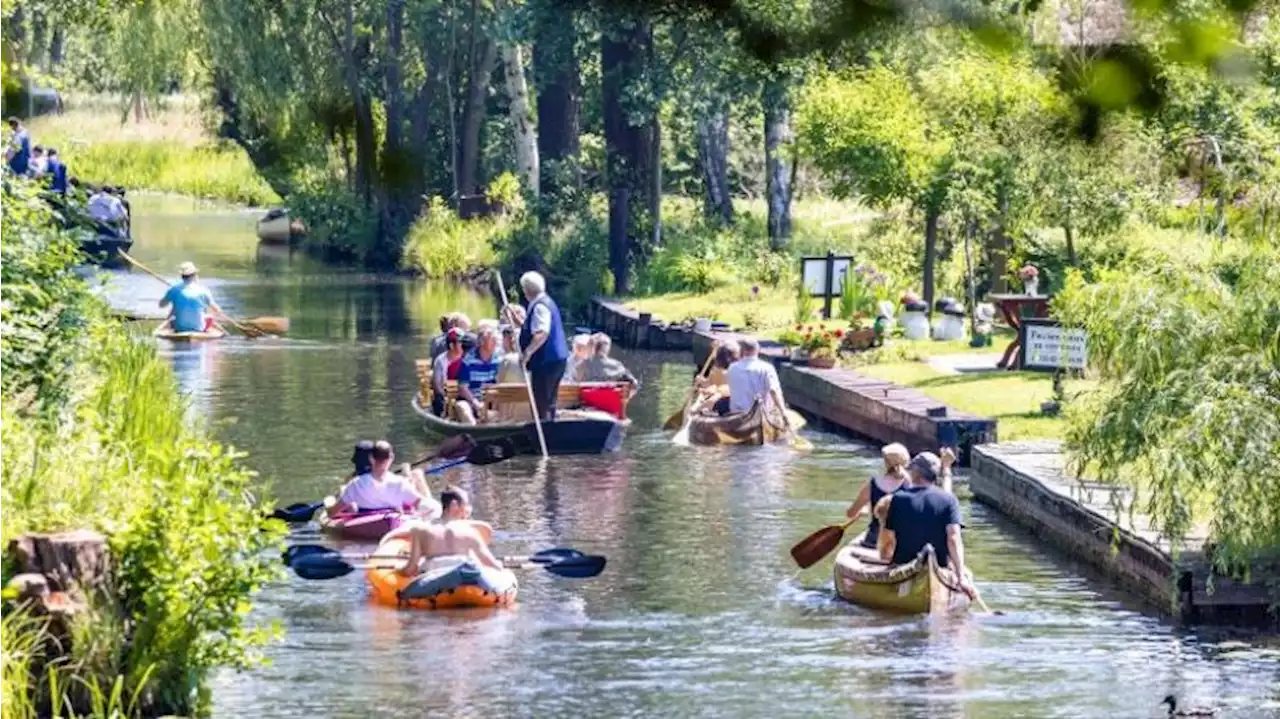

[285,545,606,580]
[267,436,519,523]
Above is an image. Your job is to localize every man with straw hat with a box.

[159,261,224,333]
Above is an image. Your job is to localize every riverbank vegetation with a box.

[0,181,281,716]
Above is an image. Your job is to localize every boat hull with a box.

[367,538,518,610]
[833,544,972,614]
[411,395,626,454]
[80,234,134,264]
[319,509,405,541]
[687,400,789,446]
[153,328,227,342]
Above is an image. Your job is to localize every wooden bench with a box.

[416,360,629,421]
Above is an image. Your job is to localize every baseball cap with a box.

[909,452,941,482]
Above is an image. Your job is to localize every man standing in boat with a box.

[515,271,568,421]
[159,262,225,333]
[873,450,977,600]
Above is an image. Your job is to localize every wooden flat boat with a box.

[833,543,973,614]
[256,208,304,244]
[80,231,133,264]
[411,368,631,455]
[687,399,793,446]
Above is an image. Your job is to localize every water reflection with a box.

[104,196,1280,719]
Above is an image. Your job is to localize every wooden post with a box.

[823,250,835,320]
[637,312,651,349]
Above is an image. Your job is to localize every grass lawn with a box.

[857,361,1094,440]
[27,94,278,206]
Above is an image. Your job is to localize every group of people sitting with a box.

[428,309,639,426]
[7,118,69,194]
[692,337,788,417]
[845,443,978,600]
[86,184,132,236]
[326,439,505,578]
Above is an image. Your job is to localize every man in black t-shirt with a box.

[876,450,977,600]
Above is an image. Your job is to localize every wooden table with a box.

[989,294,1051,369]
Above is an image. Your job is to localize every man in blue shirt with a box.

[159,262,224,333]
[454,326,501,425]
[876,450,977,600]
[6,117,30,175]
[46,148,68,194]
[515,270,568,420]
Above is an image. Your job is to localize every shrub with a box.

[402,197,503,279]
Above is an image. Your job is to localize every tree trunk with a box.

[601,16,654,294]
[211,72,293,198]
[1064,222,1077,266]
[533,6,580,195]
[696,102,733,224]
[379,0,418,248]
[650,118,662,247]
[990,220,1009,294]
[501,43,539,198]
[458,0,496,196]
[923,207,939,312]
[29,11,46,70]
[49,26,64,68]
[763,76,793,250]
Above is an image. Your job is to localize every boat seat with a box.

[482,382,630,422]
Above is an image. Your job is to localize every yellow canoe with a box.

[686,400,805,446]
[833,543,973,614]
[153,328,227,341]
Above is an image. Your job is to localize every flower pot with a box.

[1023,278,1039,296]
[790,350,809,366]
[808,354,837,369]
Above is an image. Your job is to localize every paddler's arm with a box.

[845,480,873,519]
[468,532,504,571]
[874,495,896,562]
[944,496,976,599]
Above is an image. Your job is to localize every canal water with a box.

[104,196,1279,718]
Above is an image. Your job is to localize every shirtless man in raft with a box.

[385,486,505,578]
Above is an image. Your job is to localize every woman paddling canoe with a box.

[842,443,912,559]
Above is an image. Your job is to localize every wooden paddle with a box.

[493,271,548,458]
[663,341,720,431]
[771,388,813,451]
[117,250,287,338]
[790,517,857,569]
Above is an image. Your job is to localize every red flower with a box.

[834,328,845,338]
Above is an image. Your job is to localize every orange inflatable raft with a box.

[366,538,518,610]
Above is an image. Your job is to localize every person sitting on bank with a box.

[497,324,525,384]
[46,148,68,195]
[387,486,508,579]
[327,440,441,518]
[159,262,224,333]
[454,326,502,425]
[517,270,569,421]
[6,117,30,175]
[27,145,47,177]
[432,328,466,417]
[576,333,640,392]
[873,449,975,599]
[695,341,741,416]
[726,337,786,415]
[843,443,911,558]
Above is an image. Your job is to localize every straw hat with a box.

[178,261,198,277]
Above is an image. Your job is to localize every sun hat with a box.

[178,261,198,277]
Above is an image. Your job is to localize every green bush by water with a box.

[0,178,282,717]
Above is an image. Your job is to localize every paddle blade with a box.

[245,316,289,334]
[291,554,358,580]
[543,555,606,579]
[282,544,338,566]
[271,502,321,524]
[790,525,847,569]
[662,408,685,431]
[530,548,585,564]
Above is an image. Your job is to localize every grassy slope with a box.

[27,95,278,206]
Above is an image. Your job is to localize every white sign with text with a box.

[1024,324,1088,369]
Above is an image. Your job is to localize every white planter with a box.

[693,318,712,332]
[1023,278,1039,296]
[934,314,966,341]
[900,310,930,341]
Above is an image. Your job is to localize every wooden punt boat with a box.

[153,327,227,341]
[833,543,972,614]
[256,208,305,244]
[411,395,627,454]
[687,399,791,446]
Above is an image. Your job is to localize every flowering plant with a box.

[792,323,843,356]
[1019,264,1039,280]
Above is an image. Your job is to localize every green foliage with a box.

[1,178,282,717]
[1054,240,1280,574]
[289,171,379,260]
[402,197,503,279]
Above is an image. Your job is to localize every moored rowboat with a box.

[366,538,518,610]
[833,543,972,614]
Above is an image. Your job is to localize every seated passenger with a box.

[843,443,911,556]
[327,441,441,518]
[696,341,740,416]
[454,326,501,425]
[432,328,465,417]
[726,337,784,414]
[496,324,525,383]
[387,486,508,579]
[577,334,639,392]
[567,333,591,381]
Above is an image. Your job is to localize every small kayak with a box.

[318,508,405,541]
[367,538,518,610]
[153,328,227,342]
